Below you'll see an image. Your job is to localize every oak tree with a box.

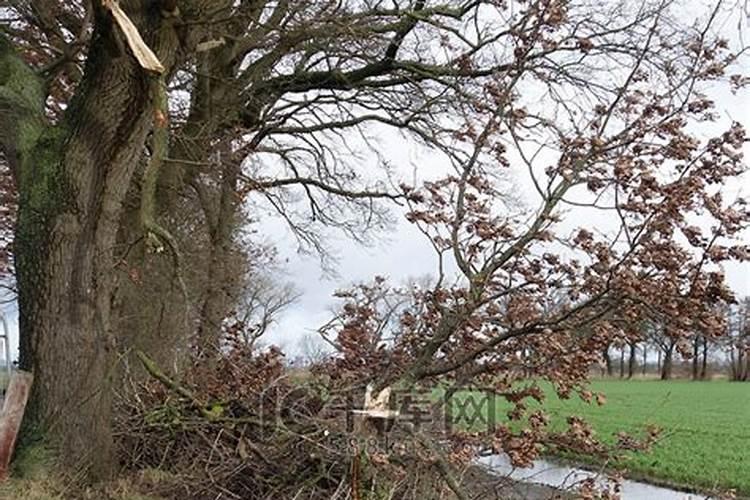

[0,0,747,485]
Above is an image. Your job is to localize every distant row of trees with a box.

[600,297,750,381]
[726,297,750,381]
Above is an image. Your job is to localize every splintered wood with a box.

[102,0,165,74]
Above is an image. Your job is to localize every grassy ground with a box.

[491,379,750,495]
[0,478,160,500]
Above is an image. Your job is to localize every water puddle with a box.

[479,454,707,500]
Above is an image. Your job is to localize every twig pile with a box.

[114,343,662,499]
[114,345,459,499]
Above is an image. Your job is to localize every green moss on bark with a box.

[0,33,45,160]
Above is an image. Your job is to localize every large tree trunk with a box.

[194,158,243,356]
[112,189,198,377]
[627,343,636,379]
[603,347,613,377]
[116,47,249,363]
[692,336,700,380]
[657,349,662,374]
[16,87,151,480]
[660,346,673,380]
[8,3,180,479]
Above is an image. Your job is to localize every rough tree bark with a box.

[2,3,180,479]
[627,342,636,379]
[603,347,613,377]
[657,348,662,374]
[692,336,700,380]
[194,159,243,356]
[116,37,248,363]
[661,343,674,380]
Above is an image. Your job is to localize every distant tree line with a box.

[599,297,750,381]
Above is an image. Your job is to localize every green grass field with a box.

[490,380,750,495]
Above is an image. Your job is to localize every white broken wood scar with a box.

[102,0,165,74]
[350,384,399,419]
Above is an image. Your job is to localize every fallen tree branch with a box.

[135,350,192,401]
[413,432,470,500]
[134,350,269,429]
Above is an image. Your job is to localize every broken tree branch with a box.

[102,0,164,73]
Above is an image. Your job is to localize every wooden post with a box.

[0,371,33,480]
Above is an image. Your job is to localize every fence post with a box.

[0,371,33,480]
